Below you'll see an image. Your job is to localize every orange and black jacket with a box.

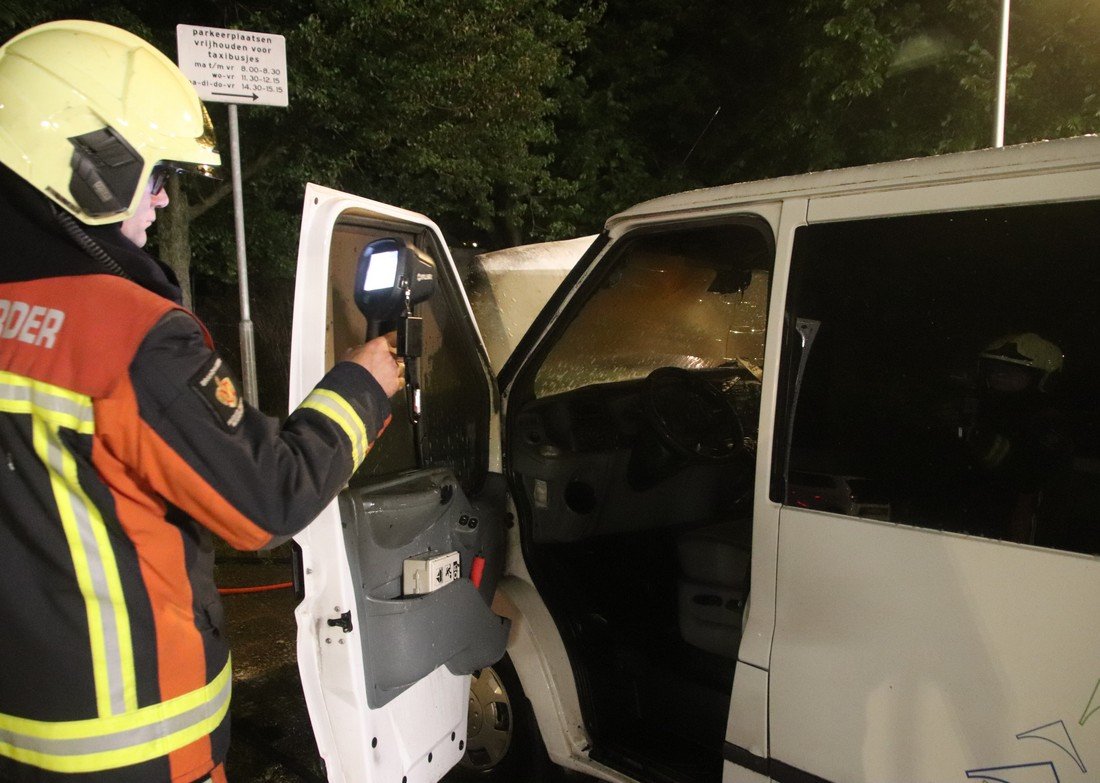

[0,171,391,783]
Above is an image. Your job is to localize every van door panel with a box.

[291,184,502,783]
[338,468,509,708]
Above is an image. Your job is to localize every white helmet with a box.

[980,333,1063,391]
[0,19,220,223]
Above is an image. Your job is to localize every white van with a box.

[289,135,1100,783]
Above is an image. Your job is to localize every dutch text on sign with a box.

[176,25,289,107]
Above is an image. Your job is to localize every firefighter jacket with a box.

[0,170,392,782]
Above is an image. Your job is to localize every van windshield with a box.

[535,223,772,398]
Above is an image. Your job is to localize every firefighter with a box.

[961,332,1071,543]
[0,20,401,783]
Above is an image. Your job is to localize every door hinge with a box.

[327,610,353,633]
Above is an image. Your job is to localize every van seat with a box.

[676,522,750,658]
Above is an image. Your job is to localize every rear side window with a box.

[776,200,1100,557]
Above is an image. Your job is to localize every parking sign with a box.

[176,25,288,107]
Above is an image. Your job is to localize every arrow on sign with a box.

[212,91,259,102]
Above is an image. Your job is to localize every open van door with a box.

[290,184,510,783]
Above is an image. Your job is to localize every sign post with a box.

[176,25,289,407]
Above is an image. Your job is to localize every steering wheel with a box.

[642,367,744,461]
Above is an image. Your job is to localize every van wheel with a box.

[448,654,556,781]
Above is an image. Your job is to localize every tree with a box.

[179,0,595,264]
[756,0,1100,174]
[548,0,1100,212]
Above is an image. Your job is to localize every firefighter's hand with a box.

[345,336,404,398]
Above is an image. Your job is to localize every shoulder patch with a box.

[190,354,246,430]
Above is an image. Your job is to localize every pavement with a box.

[218,557,325,783]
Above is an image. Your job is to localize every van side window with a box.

[777,200,1100,556]
[326,222,489,493]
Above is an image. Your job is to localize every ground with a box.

[218,557,327,783]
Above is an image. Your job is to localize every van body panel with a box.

[738,198,805,671]
[608,136,1100,228]
[807,167,1100,222]
[467,236,596,373]
[770,509,1099,783]
[492,576,591,769]
[726,661,770,761]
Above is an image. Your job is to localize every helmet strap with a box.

[50,203,132,281]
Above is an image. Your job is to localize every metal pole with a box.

[993,0,1011,148]
[228,104,259,406]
